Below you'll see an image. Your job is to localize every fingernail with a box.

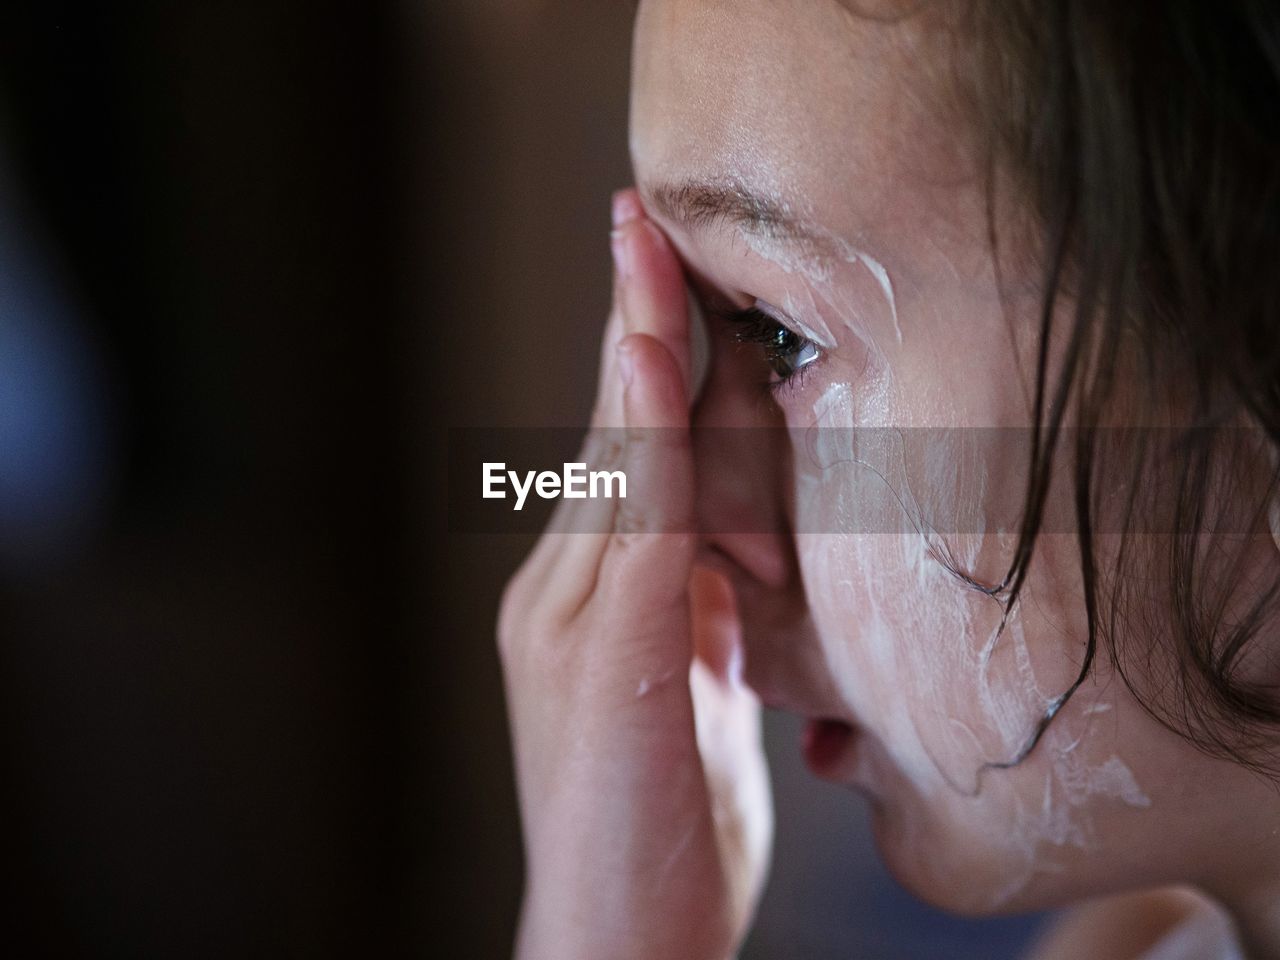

[610,228,631,281]
[617,342,635,387]
[611,189,642,227]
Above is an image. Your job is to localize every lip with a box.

[750,682,861,783]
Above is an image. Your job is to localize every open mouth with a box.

[801,717,859,780]
[746,677,861,783]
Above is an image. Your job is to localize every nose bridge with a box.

[693,423,778,535]
[690,345,793,589]
[689,346,838,713]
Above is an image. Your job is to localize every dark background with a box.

[0,3,1042,956]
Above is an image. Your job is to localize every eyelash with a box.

[718,305,822,398]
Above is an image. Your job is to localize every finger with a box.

[614,210,692,396]
[597,331,696,618]
[687,570,772,915]
[541,372,626,541]
[690,566,744,686]
[588,307,627,430]
[547,194,690,560]
[589,188,645,432]
[531,196,696,608]
[541,189,641,542]
[691,654,772,923]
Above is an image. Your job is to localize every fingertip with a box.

[611,187,643,228]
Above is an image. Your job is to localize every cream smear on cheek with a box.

[797,380,1152,906]
[754,207,1152,904]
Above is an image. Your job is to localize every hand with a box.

[498,189,772,960]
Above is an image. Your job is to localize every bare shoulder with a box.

[1025,887,1237,960]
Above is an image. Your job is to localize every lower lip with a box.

[802,718,858,778]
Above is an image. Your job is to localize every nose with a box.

[690,331,797,595]
[690,329,830,711]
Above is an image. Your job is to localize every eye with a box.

[727,305,821,390]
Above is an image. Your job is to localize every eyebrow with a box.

[641,177,819,248]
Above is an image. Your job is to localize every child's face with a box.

[628,0,1246,913]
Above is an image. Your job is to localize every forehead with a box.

[629,0,963,241]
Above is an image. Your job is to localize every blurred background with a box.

[0,2,1045,956]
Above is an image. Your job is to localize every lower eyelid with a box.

[770,354,825,403]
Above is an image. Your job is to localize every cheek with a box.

[792,380,1050,793]
[794,532,1039,798]
[789,382,1159,910]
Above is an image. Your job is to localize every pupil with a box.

[767,324,798,377]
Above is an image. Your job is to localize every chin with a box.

[864,792,1067,919]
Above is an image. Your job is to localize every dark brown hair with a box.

[961,0,1280,775]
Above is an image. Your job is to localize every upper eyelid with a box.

[711,314,822,392]
[753,299,821,344]
[753,299,793,327]
[723,308,816,362]
[748,301,815,349]
[693,288,821,358]
[707,301,825,401]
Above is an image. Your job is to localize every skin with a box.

[499,1,1280,957]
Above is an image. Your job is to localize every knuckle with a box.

[598,437,625,470]
[623,427,690,467]
[624,424,654,451]
[612,503,654,538]
[605,531,696,590]
[583,431,624,471]
[612,500,691,539]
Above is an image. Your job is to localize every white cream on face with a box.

[736,192,902,357]
[630,0,1160,910]
[841,246,902,345]
[763,210,1154,907]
